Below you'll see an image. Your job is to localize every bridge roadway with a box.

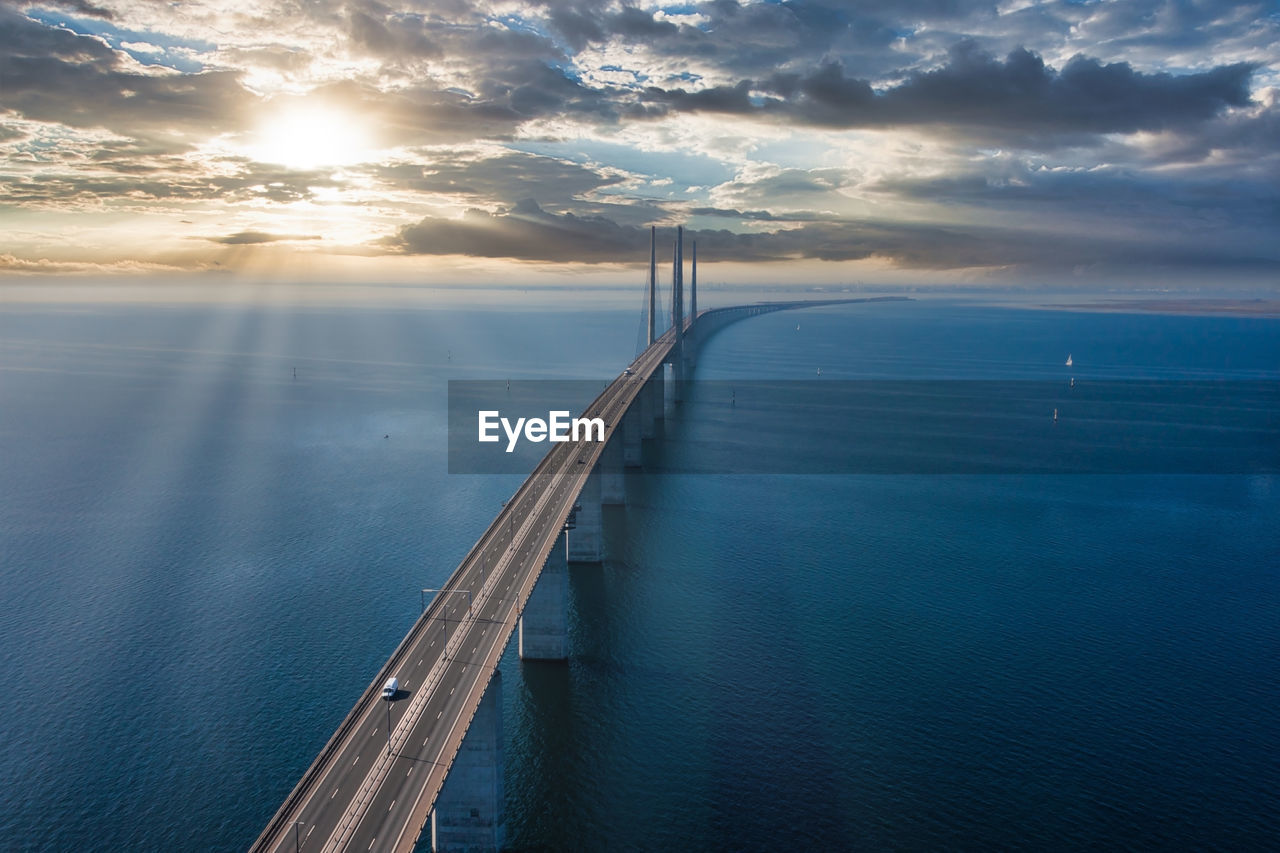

[252,297,906,852]
[251,326,679,853]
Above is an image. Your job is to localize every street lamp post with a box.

[422,588,473,666]
[290,820,305,852]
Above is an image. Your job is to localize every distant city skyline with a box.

[2,0,1278,288]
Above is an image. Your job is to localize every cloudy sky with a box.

[2,0,1277,288]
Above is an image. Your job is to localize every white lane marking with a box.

[330,788,337,799]
[388,800,396,812]
[353,756,359,765]
[368,838,376,850]
[306,826,315,839]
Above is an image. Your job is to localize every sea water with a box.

[1,298,1277,850]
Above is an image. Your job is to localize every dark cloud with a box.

[539,0,863,77]
[0,159,343,206]
[386,199,1280,273]
[216,45,314,73]
[544,0,608,52]
[389,198,642,263]
[327,4,621,132]
[345,2,441,60]
[732,167,854,197]
[609,5,678,40]
[376,151,622,207]
[880,42,1255,137]
[377,148,675,227]
[206,231,321,245]
[1058,0,1278,60]
[690,207,806,222]
[1129,99,1280,167]
[644,42,1254,144]
[0,7,250,144]
[877,162,1271,210]
[13,0,115,20]
[655,79,756,113]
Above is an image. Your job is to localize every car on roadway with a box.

[382,677,399,699]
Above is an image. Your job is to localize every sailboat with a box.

[1065,354,1073,366]
[1053,408,1058,422]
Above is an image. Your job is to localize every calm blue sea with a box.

[1,298,1277,851]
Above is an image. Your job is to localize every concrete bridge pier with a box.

[650,370,665,426]
[429,670,505,853]
[519,531,568,660]
[600,436,625,505]
[622,405,642,467]
[567,466,602,562]
[639,376,657,438]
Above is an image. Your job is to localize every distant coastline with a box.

[1038,298,1280,318]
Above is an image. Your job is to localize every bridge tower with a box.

[691,240,697,319]
[672,227,683,334]
[671,226,685,402]
[687,240,697,369]
[647,225,656,346]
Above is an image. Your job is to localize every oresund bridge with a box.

[250,228,903,852]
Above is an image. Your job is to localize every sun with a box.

[250,105,374,170]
